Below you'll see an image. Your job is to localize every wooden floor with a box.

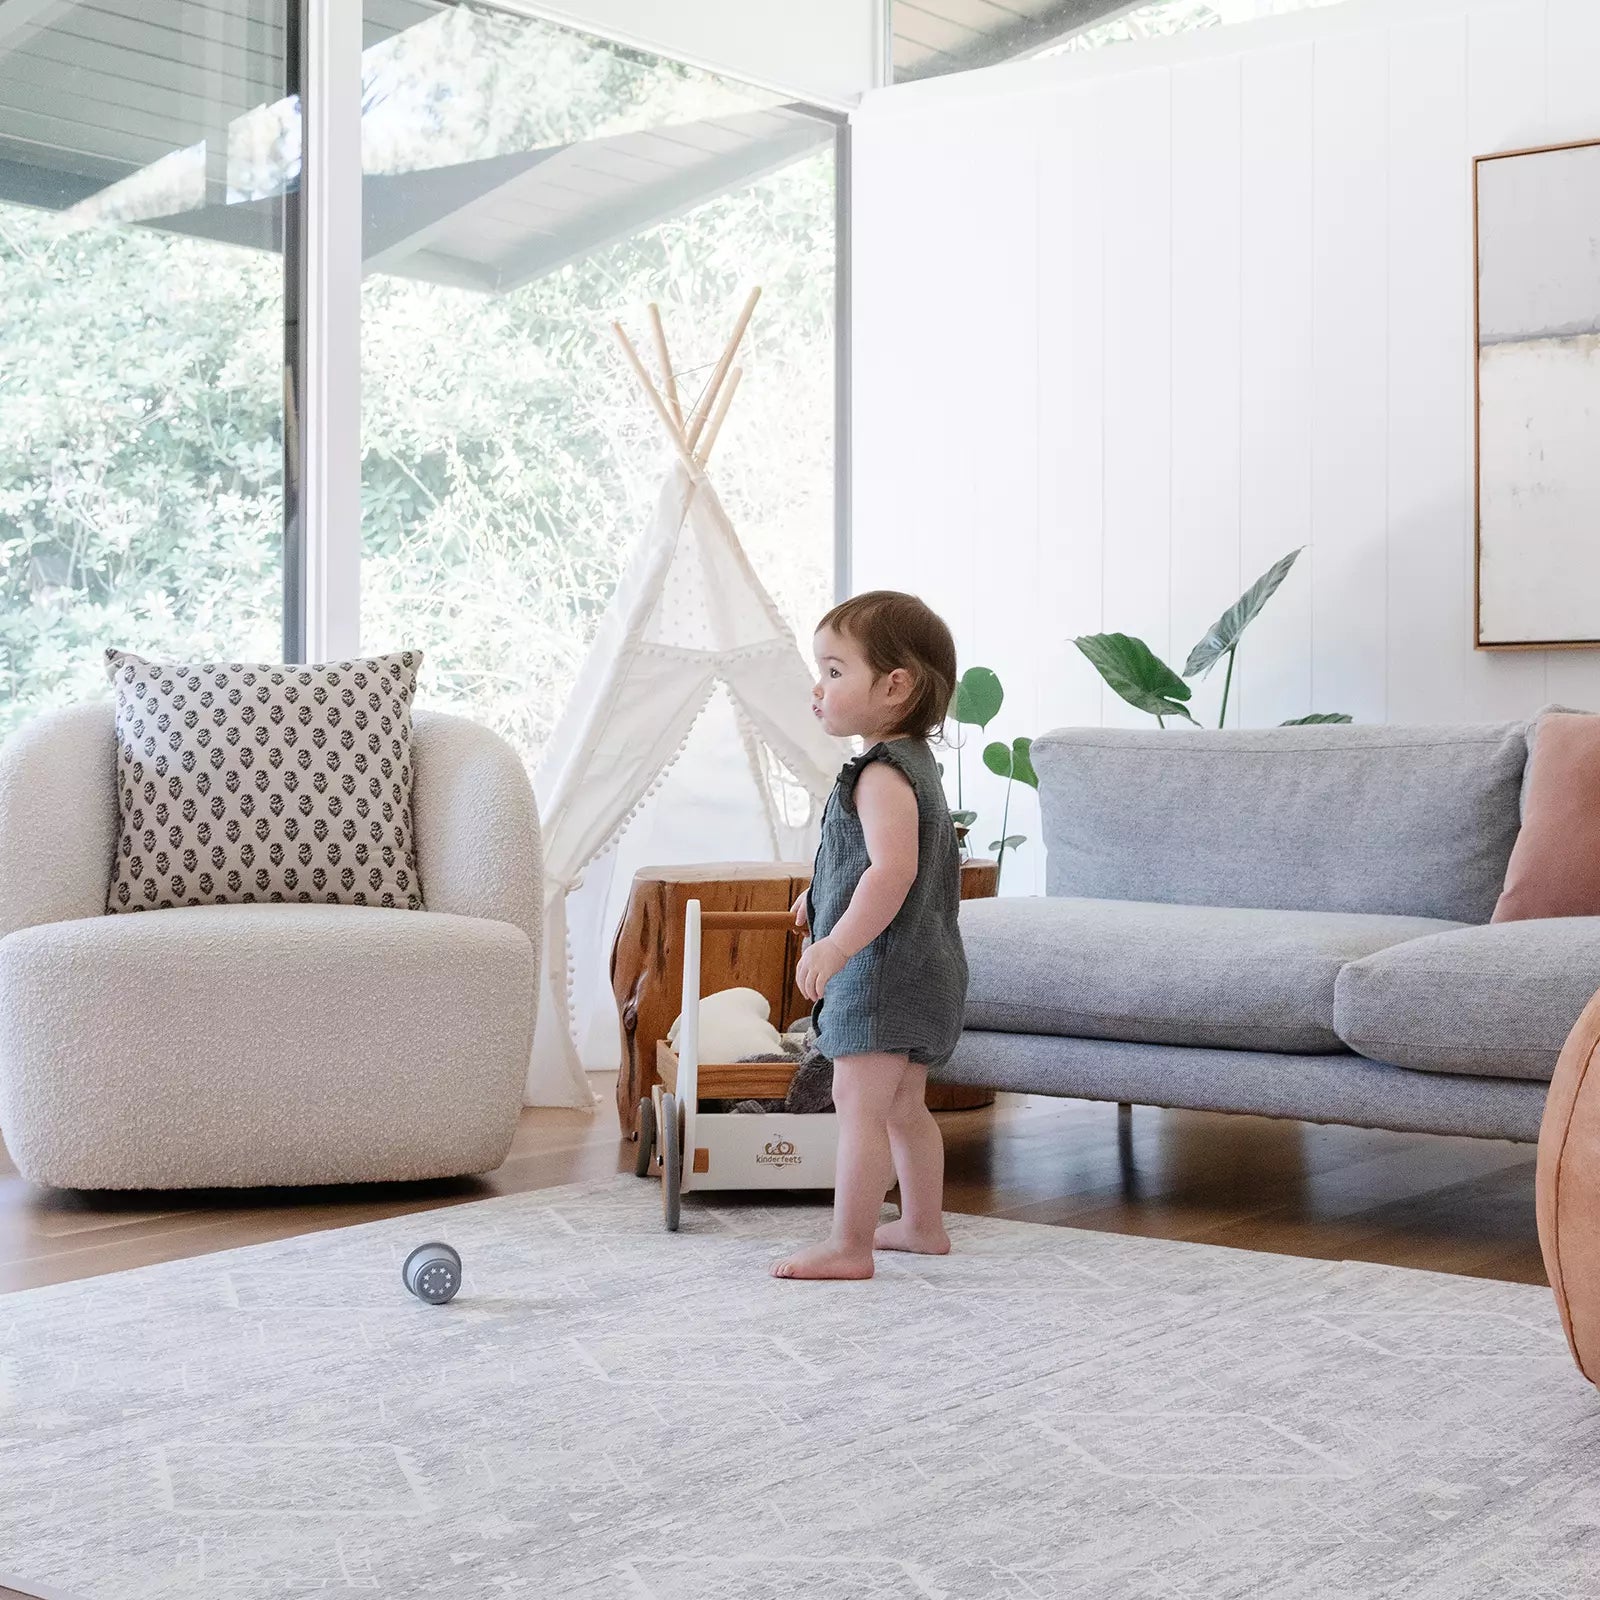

[0,1075,1548,1293]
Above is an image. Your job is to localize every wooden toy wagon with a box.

[634,900,838,1230]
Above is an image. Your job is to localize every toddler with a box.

[771,590,968,1280]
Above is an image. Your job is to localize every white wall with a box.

[498,0,885,108]
[851,0,1600,896]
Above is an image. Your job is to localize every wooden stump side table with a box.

[610,859,1000,1135]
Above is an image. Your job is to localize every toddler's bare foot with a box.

[770,1241,874,1279]
[873,1218,951,1255]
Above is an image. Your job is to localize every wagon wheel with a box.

[633,1096,656,1178]
[660,1091,682,1232]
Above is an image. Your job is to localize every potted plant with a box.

[942,667,1037,889]
[1073,548,1351,728]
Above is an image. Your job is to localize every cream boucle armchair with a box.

[0,703,542,1190]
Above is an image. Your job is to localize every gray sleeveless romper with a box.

[804,736,968,1068]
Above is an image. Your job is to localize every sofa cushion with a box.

[0,903,536,1188]
[1031,721,1527,924]
[961,897,1463,1054]
[1334,919,1600,1082]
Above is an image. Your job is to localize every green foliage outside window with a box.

[0,149,835,756]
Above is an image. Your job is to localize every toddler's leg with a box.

[875,1064,951,1255]
[770,1052,904,1280]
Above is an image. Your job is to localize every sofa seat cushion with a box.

[961,897,1463,1054]
[0,902,536,1188]
[1334,919,1600,1082]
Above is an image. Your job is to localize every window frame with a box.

[286,0,362,663]
[288,1,852,656]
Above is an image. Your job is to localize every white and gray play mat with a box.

[3,1173,1598,1598]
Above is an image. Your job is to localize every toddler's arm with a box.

[824,761,919,960]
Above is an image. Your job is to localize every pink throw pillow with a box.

[1494,713,1600,923]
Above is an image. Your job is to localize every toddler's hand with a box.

[790,890,809,933]
[796,936,846,1002]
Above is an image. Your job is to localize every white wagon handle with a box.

[676,900,806,1201]
[678,899,703,1174]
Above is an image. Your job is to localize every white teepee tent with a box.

[527,290,851,1107]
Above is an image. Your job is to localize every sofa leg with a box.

[1116,1100,1135,1186]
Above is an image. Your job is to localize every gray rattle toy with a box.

[402,1242,462,1304]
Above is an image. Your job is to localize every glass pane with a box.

[358,1,837,770]
[1042,0,1351,57]
[0,1,293,738]
[892,0,1353,81]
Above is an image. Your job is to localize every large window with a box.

[0,2,840,770]
[0,0,294,738]
[356,2,839,767]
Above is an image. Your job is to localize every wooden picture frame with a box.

[1473,135,1600,651]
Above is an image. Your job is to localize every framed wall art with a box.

[1475,136,1600,649]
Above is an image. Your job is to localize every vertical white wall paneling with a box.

[1463,0,1549,716]
[904,112,984,703]
[849,113,947,601]
[1546,0,1600,146]
[1541,0,1600,711]
[1235,43,1315,729]
[1309,26,1391,724]
[1386,14,1469,725]
[954,100,1043,897]
[1035,79,1108,885]
[851,0,1595,771]
[850,109,1002,862]
[1169,53,1243,731]
[1098,68,1174,727]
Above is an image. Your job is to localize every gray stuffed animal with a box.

[722,1020,834,1115]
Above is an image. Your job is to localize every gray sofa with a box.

[940,718,1594,1143]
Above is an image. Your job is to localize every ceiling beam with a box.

[0,101,832,306]
[360,146,564,277]
[487,116,832,295]
[0,150,101,208]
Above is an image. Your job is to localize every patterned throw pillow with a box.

[105,648,424,913]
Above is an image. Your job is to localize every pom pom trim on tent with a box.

[526,289,850,1108]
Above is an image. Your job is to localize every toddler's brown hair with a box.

[817,590,958,743]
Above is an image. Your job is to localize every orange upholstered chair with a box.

[1537,986,1600,1386]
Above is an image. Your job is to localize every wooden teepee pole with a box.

[612,321,699,476]
[646,303,683,431]
[686,286,761,452]
[695,367,741,469]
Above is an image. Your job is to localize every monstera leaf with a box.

[951,666,1003,728]
[1073,634,1197,724]
[982,736,1038,787]
[1280,712,1352,725]
[1014,737,1038,788]
[1183,548,1304,679]
[982,737,1036,884]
